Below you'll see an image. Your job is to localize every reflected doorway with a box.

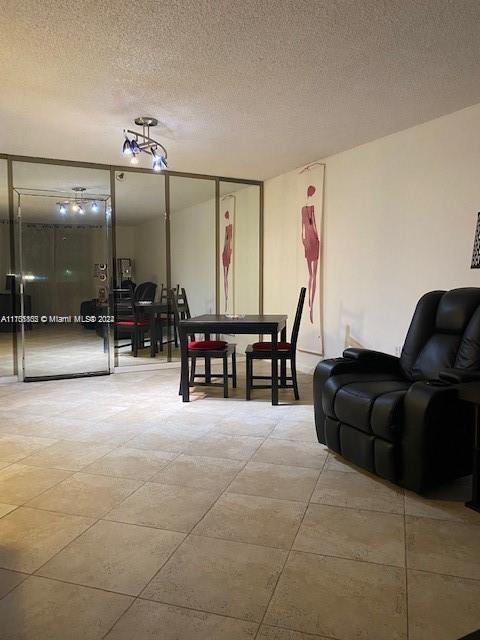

[13,162,112,381]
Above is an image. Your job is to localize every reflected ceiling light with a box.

[56,188,101,216]
[121,117,168,171]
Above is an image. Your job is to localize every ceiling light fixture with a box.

[121,117,168,171]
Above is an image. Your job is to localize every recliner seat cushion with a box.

[323,373,409,440]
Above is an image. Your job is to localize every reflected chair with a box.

[245,287,306,401]
[156,285,184,351]
[113,281,157,356]
[172,295,237,398]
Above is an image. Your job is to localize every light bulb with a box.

[58,203,67,214]
[91,201,99,213]
[130,155,139,165]
[71,203,79,212]
[122,137,133,156]
[78,206,85,215]
[131,138,140,154]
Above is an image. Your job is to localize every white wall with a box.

[170,198,216,315]
[264,103,480,372]
[116,225,135,261]
[134,217,167,286]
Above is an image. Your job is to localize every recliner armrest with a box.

[438,368,480,384]
[342,348,400,369]
[401,380,459,492]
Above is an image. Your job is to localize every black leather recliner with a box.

[314,288,480,493]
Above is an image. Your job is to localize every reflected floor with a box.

[0,325,182,377]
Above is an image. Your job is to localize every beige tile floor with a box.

[0,364,479,639]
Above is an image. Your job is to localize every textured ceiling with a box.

[1,0,479,180]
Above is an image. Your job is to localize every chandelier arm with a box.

[125,129,168,158]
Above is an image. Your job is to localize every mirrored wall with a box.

[219,180,261,350]
[113,171,167,368]
[0,159,15,377]
[0,155,262,380]
[13,162,112,380]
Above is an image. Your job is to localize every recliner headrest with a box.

[435,288,480,333]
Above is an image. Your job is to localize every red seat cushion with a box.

[114,320,150,327]
[188,340,227,350]
[252,341,291,351]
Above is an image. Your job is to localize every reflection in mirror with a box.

[0,159,15,377]
[114,171,166,367]
[170,176,216,361]
[219,181,260,349]
[13,162,111,379]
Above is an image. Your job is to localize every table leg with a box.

[180,328,190,402]
[150,311,156,357]
[466,405,480,512]
[280,324,287,387]
[271,330,278,406]
[205,333,211,383]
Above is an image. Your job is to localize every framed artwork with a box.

[219,194,236,314]
[296,163,325,355]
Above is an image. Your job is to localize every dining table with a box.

[178,314,288,405]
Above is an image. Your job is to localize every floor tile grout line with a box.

[20,454,174,580]
[0,570,29,601]
[262,621,339,640]
[100,594,138,640]
[308,498,404,517]
[253,449,329,639]
[403,492,410,640]
[98,432,275,640]
[136,448,257,599]
[133,595,265,627]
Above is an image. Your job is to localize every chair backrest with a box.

[400,288,480,381]
[168,292,189,348]
[177,287,191,319]
[120,279,135,293]
[290,287,307,347]
[134,281,157,302]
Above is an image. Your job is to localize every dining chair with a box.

[171,295,237,398]
[245,287,306,400]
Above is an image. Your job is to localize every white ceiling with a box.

[1,1,479,180]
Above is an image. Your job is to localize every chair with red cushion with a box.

[171,296,237,398]
[113,281,157,356]
[245,287,306,400]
